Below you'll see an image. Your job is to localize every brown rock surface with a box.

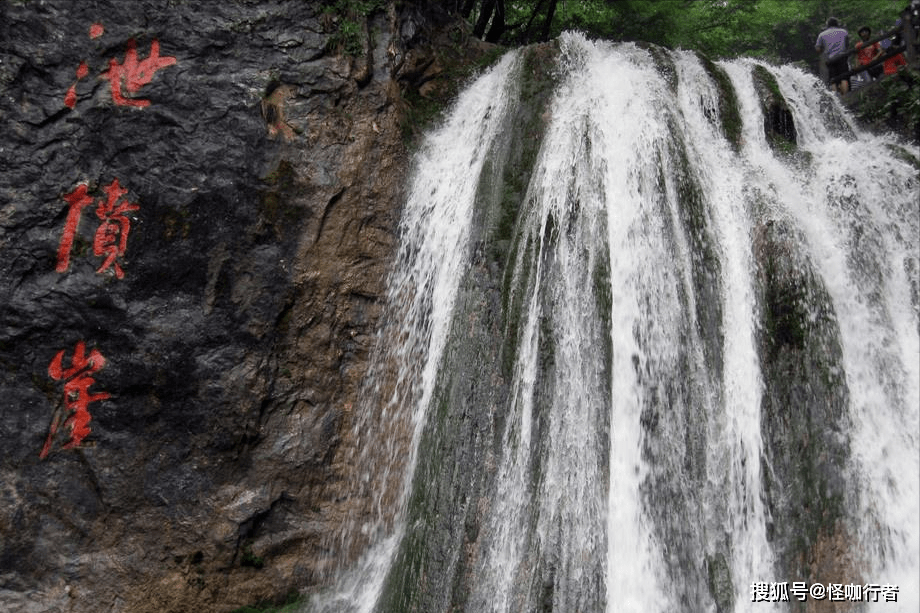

[0,1,480,611]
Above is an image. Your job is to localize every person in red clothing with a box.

[882,16,909,76]
[855,26,884,80]
[883,47,908,74]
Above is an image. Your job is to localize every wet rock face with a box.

[751,65,798,152]
[0,1,430,610]
[752,220,859,597]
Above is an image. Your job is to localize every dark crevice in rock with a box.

[24,107,72,128]
[233,492,295,567]
[314,187,346,246]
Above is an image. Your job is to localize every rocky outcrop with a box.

[752,219,861,607]
[751,65,798,153]
[0,1,480,611]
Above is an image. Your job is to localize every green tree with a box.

[457,0,908,62]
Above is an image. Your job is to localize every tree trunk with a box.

[539,0,558,42]
[473,0,496,39]
[519,0,548,44]
[484,0,506,43]
[460,0,477,20]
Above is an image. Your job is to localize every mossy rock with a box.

[698,54,743,152]
[751,64,798,154]
[706,552,734,613]
[752,219,854,587]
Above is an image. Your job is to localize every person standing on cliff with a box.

[881,16,909,76]
[856,26,884,81]
[816,17,851,94]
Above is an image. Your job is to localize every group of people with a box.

[815,14,910,94]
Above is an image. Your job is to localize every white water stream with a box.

[311,50,523,613]
[313,33,919,613]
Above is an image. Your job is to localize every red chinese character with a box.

[55,179,140,278]
[64,61,90,109]
[40,341,111,459]
[55,183,95,273]
[103,38,176,107]
[64,23,102,108]
[65,24,176,109]
[92,179,140,278]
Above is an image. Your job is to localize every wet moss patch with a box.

[706,552,734,613]
[752,219,855,590]
[376,42,563,613]
[699,55,742,152]
[886,143,920,170]
[400,41,508,148]
[637,41,677,92]
[668,133,724,381]
[751,64,798,155]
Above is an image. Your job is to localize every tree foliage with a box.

[431,0,918,141]
[454,0,909,63]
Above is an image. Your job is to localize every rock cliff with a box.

[0,1,477,611]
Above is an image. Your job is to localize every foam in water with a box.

[676,52,776,613]
[760,61,919,612]
[316,32,920,613]
[310,50,522,613]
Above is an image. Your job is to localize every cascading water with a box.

[310,50,524,613]
[310,33,919,613]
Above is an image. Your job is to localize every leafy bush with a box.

[323,0,385,56]
[853,67,920,143]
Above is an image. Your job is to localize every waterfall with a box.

[311,50,523,613]
[311,33,919,613]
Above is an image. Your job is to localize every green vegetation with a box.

[463,0,919,142]
[400,44,507,147]
[239,541,265,569]
[853,67,920,140]
[322,0,385,56]
[240,549,264,569]
[461,0,908,62]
